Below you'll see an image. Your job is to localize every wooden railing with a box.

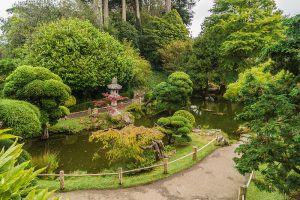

[37,138,217,190]
[238,171,255,200]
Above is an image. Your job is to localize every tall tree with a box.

[103,0,109,28]
[135,0,141,25]
[165,0,171,13]
[187,0,285,87]
[93,0,103,27]
[224,62,300,195]
[122,0,126,21]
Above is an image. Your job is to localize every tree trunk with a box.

[122,0,126,21]
[135,0,141,25]
[41,124,49,140]
[165,0,171,13]
[93,0,103,27]
[103,0,109,28]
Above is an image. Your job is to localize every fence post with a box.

[238,185,247,200]
[163,158,168,174]
[118,167,123,185]
[59,170,64,190]
[192,146,197,161]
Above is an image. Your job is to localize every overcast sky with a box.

[1,0,300,37]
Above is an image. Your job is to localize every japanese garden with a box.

[0,0,299,199]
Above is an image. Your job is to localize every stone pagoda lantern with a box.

[107,77,122,107]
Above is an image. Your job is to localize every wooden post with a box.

[118,167,123,185]
[163,158,168,174]
[238,185,247,200]
[192,146,197,161]
[59,170,64,190]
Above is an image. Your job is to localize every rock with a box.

[193,128,201,133]
[216,135,229,147]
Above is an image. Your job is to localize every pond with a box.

[24,99,242,173]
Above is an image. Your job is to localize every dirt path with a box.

[60,144,246,200]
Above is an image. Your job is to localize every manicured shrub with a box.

[0,99,41,137]
[174,110,195,126]
[24,18,137,96]
[151,71,193,112]
[64,95,77,108]
[3,65,71,137]
[157,113,193,143]
[59,106,70,116]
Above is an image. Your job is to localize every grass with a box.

[37,133,218,191]
[247,172,286,200]
[49,118,89,134]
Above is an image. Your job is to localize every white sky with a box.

[0,0,300,37]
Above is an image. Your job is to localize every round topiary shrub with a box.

[24,18,136,96]
[174,110,195,126]
[0,99,41,137]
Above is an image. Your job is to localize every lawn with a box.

[37,133,218,191]
[247,172,286,200]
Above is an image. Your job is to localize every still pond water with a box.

[24,99,242,173]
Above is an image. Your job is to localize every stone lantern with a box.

[107,77,122,107]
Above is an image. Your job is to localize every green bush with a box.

[174,110,195,126]
[49,118,88,134]
[64,95,77,107]
[0,99,41,137]
[110,21,139,48]
[3,65,71,127]
[140,10,189,66]
[59,106,70,116]
[24,18,137,96]
[151,71,193,112]
[157,113,193,144]
[125,102,144,119]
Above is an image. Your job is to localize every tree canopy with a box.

[24,18,138,96]
[140,10,189,67]
[3,65,71,132]
[151,71,193,112]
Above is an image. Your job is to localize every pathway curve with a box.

[60,144,247,200]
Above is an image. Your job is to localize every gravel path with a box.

[60,144,246,200]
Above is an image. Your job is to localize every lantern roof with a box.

[107,77,122,90]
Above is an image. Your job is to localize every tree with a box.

[189,0,285,86]
[171,0,196,25]
[3,65,71,139]
[157,111,194,143]
[0,132,60,199]
[90,125,164,168]
[184,34,219,92]
[140,9,189,67]
[224,64,300,194]
[0,99,41,138]
[151,71,193,113]
[24,18,137,97]
[158,39,192,73]
[264,15,300,76]
[0,0,96,57]
[93,0,103,27]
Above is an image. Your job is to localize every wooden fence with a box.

[238,171,255,200]
[37,138,217,190]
